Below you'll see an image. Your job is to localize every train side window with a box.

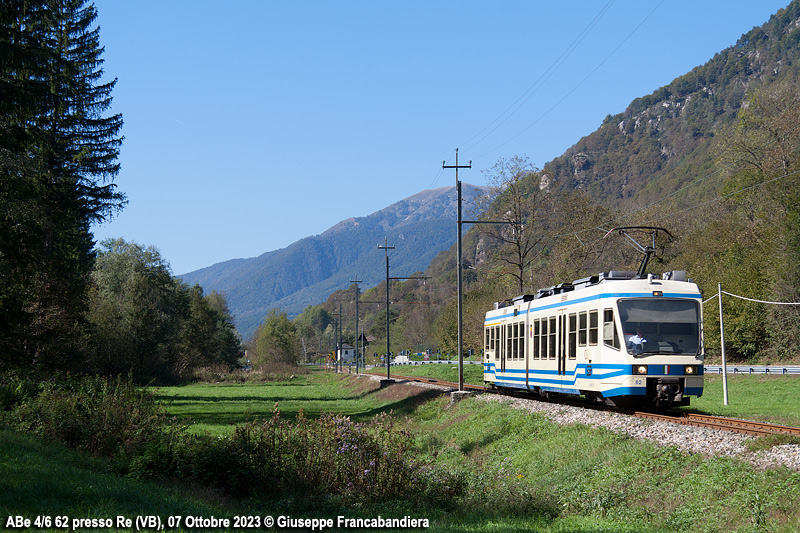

[494,326,500,361]
[541,318,548,360]
[568,313,577,359]
[579,312,588,346]
[485,328,490,354]
[508,324,517,359]
[603,308,620,350]
[513,323,518,360]
[506,325,513,360]
[589,310,598,345]
[533,319,540,359]
[548,316,557,359]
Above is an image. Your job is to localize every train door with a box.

[500,322,507,374]
[578,309,599,363]
[540,314,559,392]
[562,310,579,390]
[557,309,568,390]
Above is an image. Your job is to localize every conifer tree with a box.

[0,0,124,370]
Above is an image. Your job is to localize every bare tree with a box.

[478,156,545,295]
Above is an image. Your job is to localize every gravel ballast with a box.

[366,374,800,471]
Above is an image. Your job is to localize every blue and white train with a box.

[483,270,704,407]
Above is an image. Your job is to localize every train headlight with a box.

[684,365,699,375]
[633,365,648,375]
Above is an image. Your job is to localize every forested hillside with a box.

[544,2,800,207]
[300,1,800,365]
[180,185,486,338]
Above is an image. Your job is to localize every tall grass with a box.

[1,373,460,508]
[226,407,463,505]
[3,373,169,458]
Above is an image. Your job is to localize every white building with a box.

[337,343,355,363]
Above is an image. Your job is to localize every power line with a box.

[460,0,616,152]
[476,0,666,160]
[469,6,614,144]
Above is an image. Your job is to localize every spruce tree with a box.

[0,0,124,370]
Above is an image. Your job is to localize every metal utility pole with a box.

[350,275,362,375]
[718,283,729,406]
[337,301,342,373]
[443,148,471,391]
[378,238,395,380]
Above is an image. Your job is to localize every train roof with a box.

[492,270,696,311]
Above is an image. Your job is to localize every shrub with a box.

[8,374,167,457]
[4,374,462,508]
[229,408,464,506]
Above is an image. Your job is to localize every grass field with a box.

[0,429,230,528]
[370,362,484,385]
[4,369,800,532]
[155,371,800,531]
[686,374,800,426]
[156,370,447,435]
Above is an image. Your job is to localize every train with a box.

[483,269,704,407]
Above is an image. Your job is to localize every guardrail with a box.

[376,360,483,367]
[703,365,800,375]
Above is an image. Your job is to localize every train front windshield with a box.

[618,298,701,356]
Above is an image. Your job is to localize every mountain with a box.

[179,185,486,338]
[540,1,800,208]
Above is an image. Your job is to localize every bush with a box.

[0,372,39,411]
[8,374,167,457]
[192,363,309,383]
[4,374,463,508]
[229,408,464,506]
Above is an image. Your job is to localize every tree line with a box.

[1,1,240,382]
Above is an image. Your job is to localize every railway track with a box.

[367,371,800,438]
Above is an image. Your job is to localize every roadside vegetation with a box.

[3,370,800,532]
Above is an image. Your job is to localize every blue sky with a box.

[90,0,791,275]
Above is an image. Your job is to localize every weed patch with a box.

[4,374,168,458]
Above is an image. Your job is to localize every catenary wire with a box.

[476,0,666,160]
[459,0,615,152]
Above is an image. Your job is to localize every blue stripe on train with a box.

[484,363,703,398]
[486,292,702,322]
[483,363,704,380]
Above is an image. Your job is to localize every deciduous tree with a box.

[251,309,301,367]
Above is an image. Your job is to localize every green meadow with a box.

[3,369,800,532]
[155,370,446,435]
